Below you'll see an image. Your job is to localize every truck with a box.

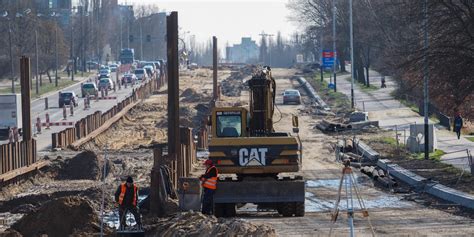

[208,67,305,217]
[119,48,135,65]
[0,94,22,139]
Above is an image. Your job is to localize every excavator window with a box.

[216,111,242,137]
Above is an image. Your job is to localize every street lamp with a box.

[349,0,355,108]
[51,12,61,87]
[332,2,337,92]
[1,9,32,94]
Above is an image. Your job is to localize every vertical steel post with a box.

[349,0,355,108]
[167,12,180,161]
[332,0,337,92]
[20,56,32,141]
[423,0,430,159]
[213,36,218,100]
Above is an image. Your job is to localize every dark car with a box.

[283,89,301,104]
[59,91,78,108]
[121,74,137,85]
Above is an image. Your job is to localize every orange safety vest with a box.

[118,183,138,206]
[202,166,218,190]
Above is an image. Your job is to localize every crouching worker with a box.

[115,176,142,230]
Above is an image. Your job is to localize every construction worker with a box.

[114,176,141,230]
[200,159,218,215]
[454,112,463,140]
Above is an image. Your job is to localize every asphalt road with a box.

[1,72,142,152]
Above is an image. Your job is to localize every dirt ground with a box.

[1,67,473,236]
[0,67,265,236]
[236,69,474,236]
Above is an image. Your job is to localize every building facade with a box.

[226,37,259,63]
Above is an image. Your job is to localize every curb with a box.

[377,159,474,209]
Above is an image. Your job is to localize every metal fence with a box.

[52,79,158,149]
[0,139,37,175]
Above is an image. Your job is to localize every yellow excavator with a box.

[208,66,305,217]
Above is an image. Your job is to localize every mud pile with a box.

[144,211,276,237]
[11,196,110,237]
[221,65,255,97]
[57,150,111,180]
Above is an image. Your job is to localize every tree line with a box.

[288,0,473,119]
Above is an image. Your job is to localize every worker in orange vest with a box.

[114,176,141,230]
[200,159,218,215]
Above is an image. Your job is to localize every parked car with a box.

[121,73,137,85]
[86,61,99,70]
[98,78,114,91]
[59,91,78,108]
[134,68,146,81]
[282,89,301,104]
[81,82,98,98]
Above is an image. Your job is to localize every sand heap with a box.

[144,211,276,237]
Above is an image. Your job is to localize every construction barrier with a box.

[52,78,159,149]
[0,139,37,175]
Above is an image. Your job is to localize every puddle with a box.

[103,195,147,229]
[197,151,209,158]
[305,179,413,212]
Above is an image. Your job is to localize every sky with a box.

[121,0,298,46]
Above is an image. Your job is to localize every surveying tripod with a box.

[329,160,376,237]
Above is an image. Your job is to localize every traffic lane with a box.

[30,72,113,113]
[31,82,137,127]
[30,75,95,112]
[33,86,135,151]
[32,81,141,151]
[30,73,124,121]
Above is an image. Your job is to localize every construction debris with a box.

[11,196,110,237]
[316,119,352,132]
[144,211,276,237]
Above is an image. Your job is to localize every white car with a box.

[134,68,147,81]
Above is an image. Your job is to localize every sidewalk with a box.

[324,68,474,173]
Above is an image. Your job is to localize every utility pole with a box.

[120,11,123,50]
[55,21,58,87]
[332,0,337,92]
[140,19,144,60]
[349,0,355,108]
[423,0,430,160]
[8,21,15,93]
[35,29,39,95]
[80,6,84,76]
[70,21,75,81]
[320,16,324,83]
